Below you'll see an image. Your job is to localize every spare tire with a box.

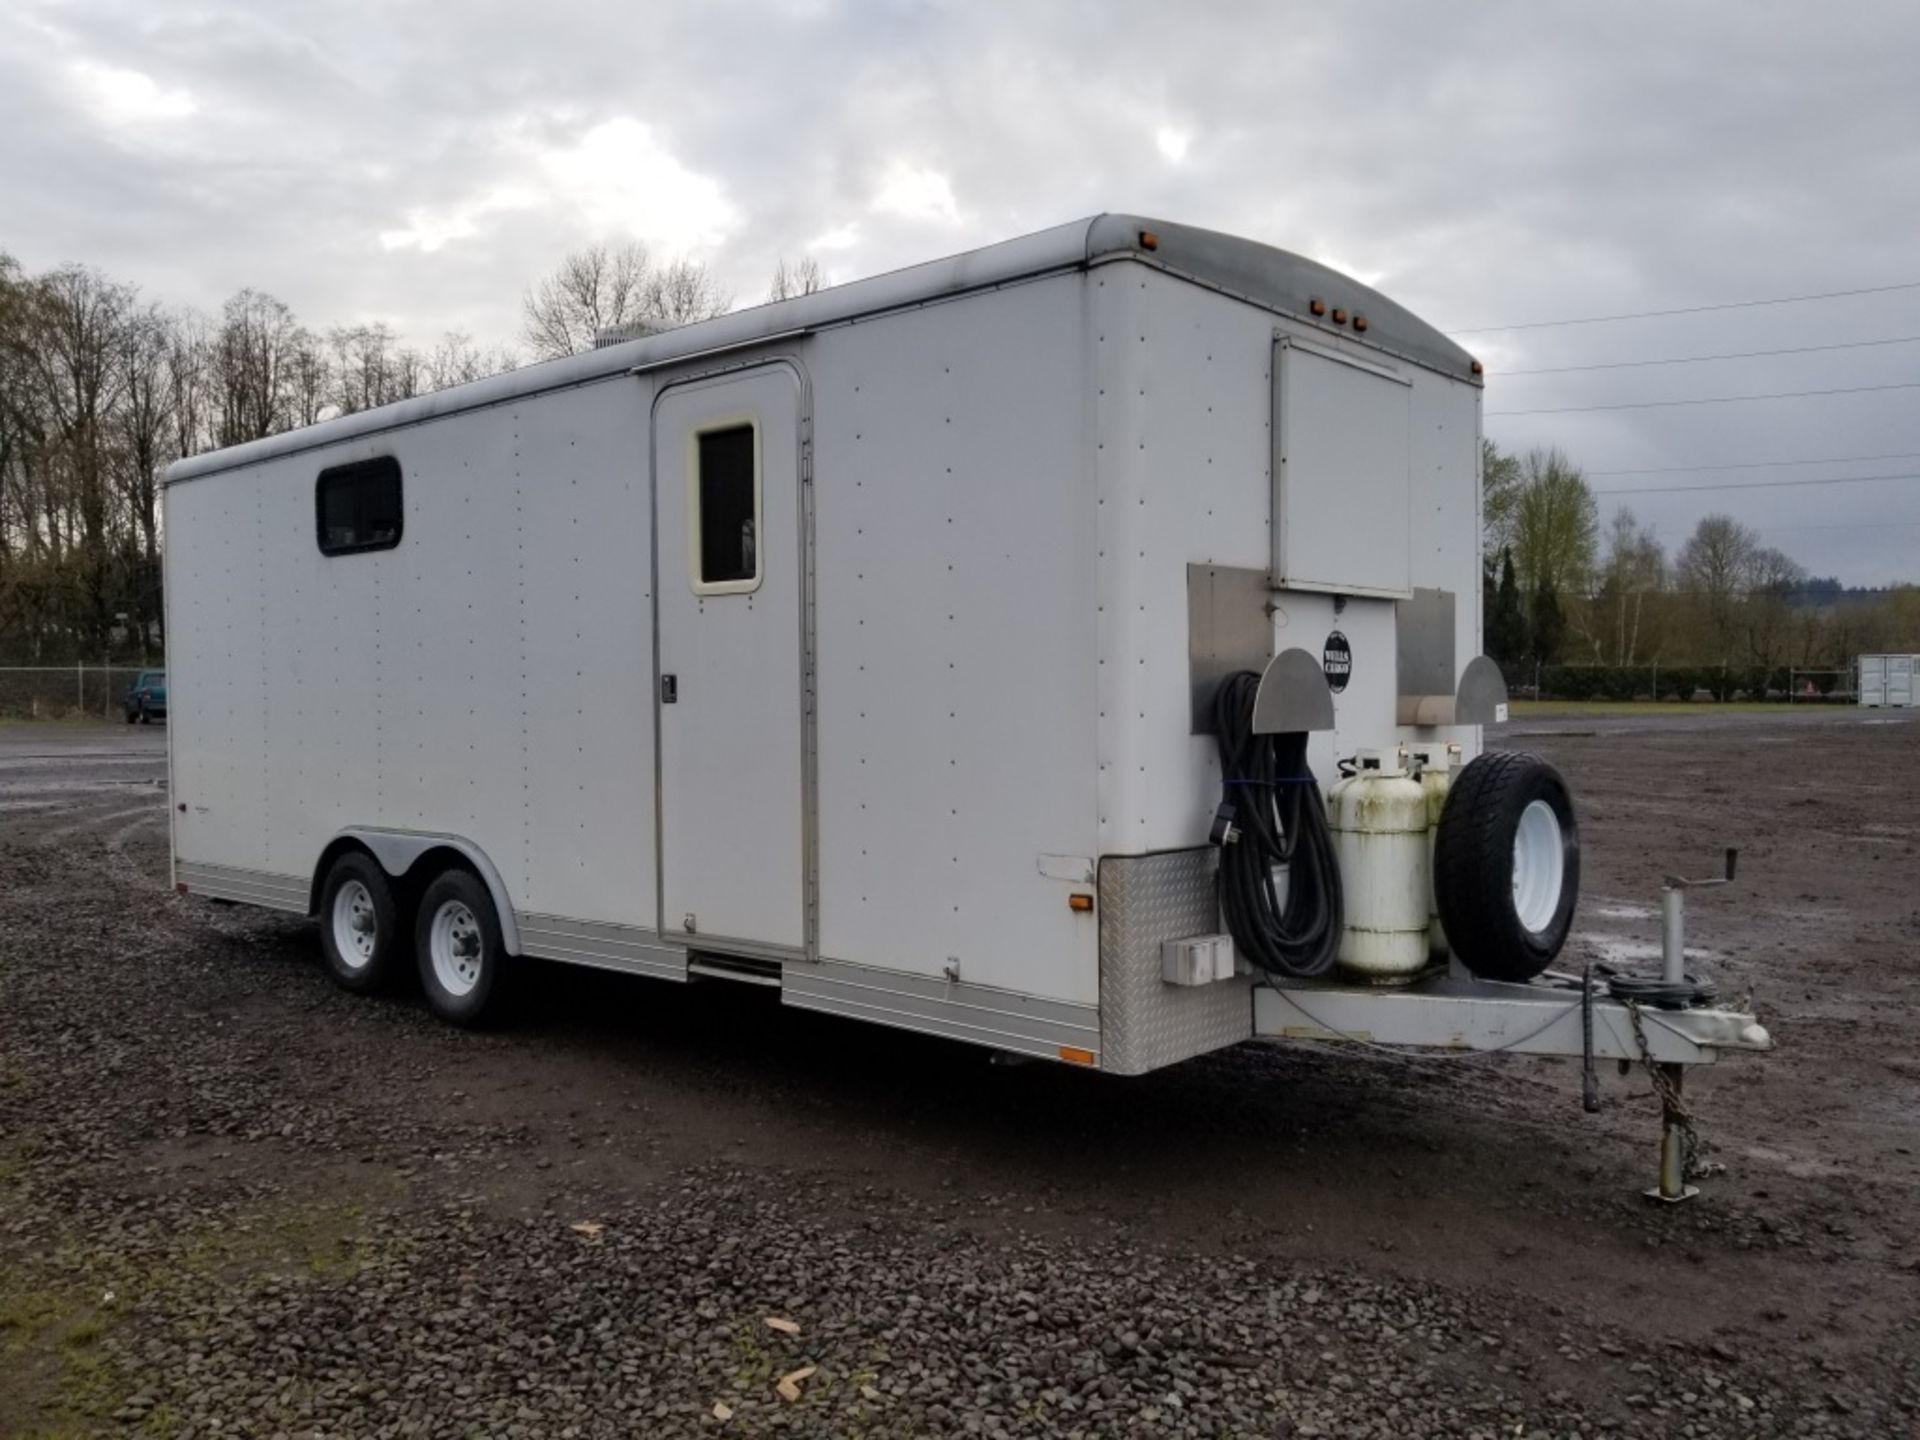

[1434,751,1580,982]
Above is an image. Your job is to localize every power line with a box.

[1594,470,1920,497]
[1496,334,1920,376]
[1587,449,1920,478]
[1447,279,1920,335]
[1485,379,1920,417]
[1756,519,1920,534]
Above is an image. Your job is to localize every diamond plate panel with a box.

[1098,849,1253,1074]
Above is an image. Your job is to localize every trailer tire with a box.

[1433,751,1580,983]
[415,868,512,1027]
[318,851,406,994]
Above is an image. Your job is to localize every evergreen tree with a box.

[1529,581,1566,665]
[1486,547,1528,663]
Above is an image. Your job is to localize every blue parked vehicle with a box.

[125,669,167,724]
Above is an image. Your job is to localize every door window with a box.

[690,420,760,593]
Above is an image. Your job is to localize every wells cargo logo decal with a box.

[1322,631,1352,693]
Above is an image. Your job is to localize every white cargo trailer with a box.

[1858,653,1918,707]
[164,216,1767,1192]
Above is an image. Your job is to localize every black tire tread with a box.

[1434,750,1580,983]
[414,868,513,1028]
[317,851,405,994]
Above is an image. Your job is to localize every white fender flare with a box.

[325,828,524,956]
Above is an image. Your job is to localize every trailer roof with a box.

[166,214,1478,485]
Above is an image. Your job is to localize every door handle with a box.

[661,674,678,704]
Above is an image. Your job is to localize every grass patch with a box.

[0,1268,121,1436]
[0,1200,370,1436]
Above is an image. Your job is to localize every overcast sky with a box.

[4,0,1918,583]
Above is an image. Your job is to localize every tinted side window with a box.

[316,457,403,555]
[694,423,758,590]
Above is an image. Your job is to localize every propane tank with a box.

[1326,748,1431,983]
[1409,743,1462,965]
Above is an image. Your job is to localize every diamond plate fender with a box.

[1098,848,1253,1075]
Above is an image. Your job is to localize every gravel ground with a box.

[2,716,1918,1437]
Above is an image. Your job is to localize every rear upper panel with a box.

[1093,262,1482,856]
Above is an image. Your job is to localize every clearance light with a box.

[1331,308,1349,325]
[1352,314,1369,333]
[1068,893,1094,912]
[1309,297,1327,317]
[1470,359,1485,375]
[1138,230,1160,251]
[1058,1046,1097,1066]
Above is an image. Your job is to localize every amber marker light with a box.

[1059,1046,1097,1066]
[1138,230,1160,250]
[1309,297,1327,317]
[1470,359,1485,375]
[1331,308,1348,325]
[1068,892,1094,912]
[1352,314,1369,332]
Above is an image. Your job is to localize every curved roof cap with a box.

[1087,214,1477,384]
[167,213,1475,485]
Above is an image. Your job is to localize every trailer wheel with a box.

[415,868,512,1027]
[1433,751,1580,983]
[318,851,405,993]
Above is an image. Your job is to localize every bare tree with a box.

[213,289,300,446]
[1592,506,1665,665]
[115,303,177,652]
[522,243,731,359]
[768,256,824,302]
[522,243,654,360]
[166,308,213,460]
[647,257,732,326]
[20,266,136,649]
[1742,544,1807,669]
[428,331,517,391]
[1674,514,1757,664]
[286,328,331,429]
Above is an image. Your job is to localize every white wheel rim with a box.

[430,900,485,998]
[330,879,378,970]
[1511,799,1565,934]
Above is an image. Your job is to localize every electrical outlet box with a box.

[1161,933,1237,986]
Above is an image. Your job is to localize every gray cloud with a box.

[4,0,1917,579]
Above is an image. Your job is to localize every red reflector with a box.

[175,883,190,895]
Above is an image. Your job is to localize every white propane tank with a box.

[1409,743,1462,965]
[1327,749,1432,983]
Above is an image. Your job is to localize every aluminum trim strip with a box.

[176,861,308,913]
[784,959,1100,1062]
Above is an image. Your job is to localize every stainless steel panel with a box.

[1097,849,1252,1075]
[1187,563,1274,733]
[1395,587,1456,702]
[1453,655,1509,725]
[1250,648,1335,734]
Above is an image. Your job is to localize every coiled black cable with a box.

[1209,670,1343,978]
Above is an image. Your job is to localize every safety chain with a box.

[1623,998,1721,1182]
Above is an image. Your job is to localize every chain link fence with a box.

[1499,661,1857,704]
[0,666,160,721]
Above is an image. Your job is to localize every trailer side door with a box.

[653,364,808,955]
